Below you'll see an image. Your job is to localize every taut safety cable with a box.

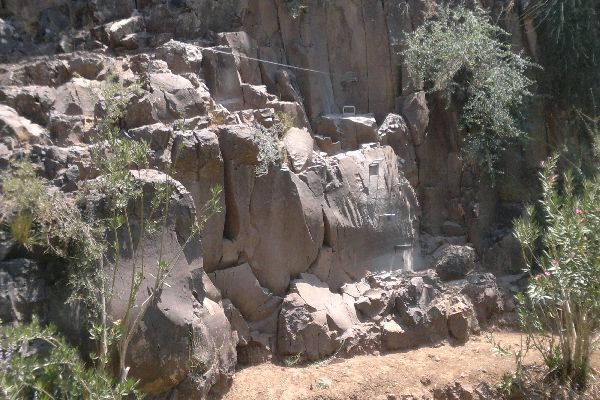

[207,47,356,79]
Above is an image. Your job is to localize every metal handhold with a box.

[342,105,356,116]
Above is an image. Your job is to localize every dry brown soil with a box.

[222,331,600,400]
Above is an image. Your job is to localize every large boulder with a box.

[317,114,378,151]
[209,263,282,322]
[277,273,358,361]
[105,170,237,398]
[310,146,419,289]
[171,129,225,271]
[0,86,55,126]
[0,104,48,145]
[202,47,244,111]
[107,15,145,47]
[283,127,314,173]
[434,245,477,282]
[122,72,212,129]
[155,40,204,75]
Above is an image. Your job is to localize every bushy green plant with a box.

[403,5,537,178]
[0,318,139,399]
[255,125,282,176]
[254,111,296,176]
[514,156,600,389]
[284,0,331,19]
[0,161,105,298]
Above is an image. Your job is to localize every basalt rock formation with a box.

[0,0,540,398]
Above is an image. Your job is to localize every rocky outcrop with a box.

[105,170,238,398]
[0,0,542,396]
[277,269,510,362]
[0,259,47,323]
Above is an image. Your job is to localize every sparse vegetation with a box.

[282,353,302,367]
[0,318,139,399]
[284,0,331,19]
[254,112,293,176]
[403,5,537,179]
[0,160,105,306]
[514,156,600,390]
[0,75,222,391]
[88,76,222,381]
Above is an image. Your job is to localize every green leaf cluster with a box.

[0,319,139,400]
[514,156,600,388]
[403,5,537,178]
[254,114,291,176]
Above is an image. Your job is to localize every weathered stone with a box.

[434,245,477,281]
[67,54,105,80]
[241,84,270,109]
[378,113,418,186]
[217,31,261,85]
[283,127,314,173]
[397,91,429,146]
[237,333,273,366]
[277,292,340,361]
[0,104,47,144]
[171,129,225,270]
[0,86,55,126]
[104,170,237,397]
[202,47,244,111]
[108,15,145,47]
[460,273,503,324]
[355,288,392,319]
[447,310,470,343]
[222,299,250,346]
[249,171,324,294]
[338,322,382,357]
[0,259,47,323]
[318,114,378,151]
[277,274,358,360]
[209,263,282,322]
[432,382,474,400]
[381,319,410,350]
[155,40,203,75]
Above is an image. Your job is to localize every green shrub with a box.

[514,156,600,389]
[403,5,537,178]
[284,0,306,18]
[284,0,331,19]
[254,111,295,176]
[0,319,139,399]
[0,161,104,273]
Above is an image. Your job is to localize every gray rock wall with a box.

[0,0,539,397]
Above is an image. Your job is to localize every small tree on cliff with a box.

[403,5,537,179]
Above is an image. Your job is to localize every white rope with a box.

[207,47,354,78]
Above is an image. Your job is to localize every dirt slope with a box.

[222,331,600,400]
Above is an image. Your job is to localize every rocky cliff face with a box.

[0,0,535,398]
